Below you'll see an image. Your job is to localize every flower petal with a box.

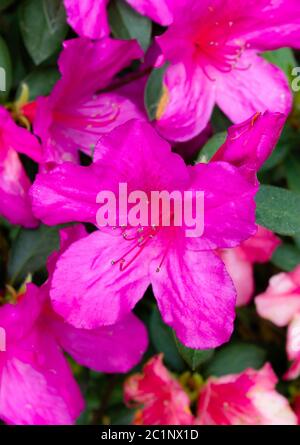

[53,313,148,373]
[255,270,300,327]
[51,231,151,329]
[150,244,236,349]
[0,148,37,228]
[212,111,286,182]
[126,0,174,25]
[63,0,109,39]
[154,63,216,141]
[30,163,101,225]
[0,330,83,425]
[188,161,257,250]
[215,52,292,124]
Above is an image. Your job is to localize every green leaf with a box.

[174,334,214,371]
[263,48,297,79]
[0,35,12,102]
[144,64,168,121]
[18,67,60,100]
[8,225,60,284]
[256,185,300,235]
[259,143,289,173]
[272,243,300,272]
[0,0,14,12]
[211,107,232,133]
[19,0,67,65]
[195,132,226,164]
[203,342,267,377]
[108,0,152,51]
[285,155,300,193]
[149,308,185,372]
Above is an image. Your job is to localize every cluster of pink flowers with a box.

[125,355,298,425]
[1,0,300,425]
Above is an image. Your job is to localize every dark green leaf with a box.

[8,225,60,284]
[0,0,14,12]
[263,48,297,79]
[256,185,300,235]
[144,64,168,121]
[18,67,60,100]
[195,132,226,164]
[108,0,152,51]
[19,0,67,65]
[272,243,300,271]
[0,35,12,102]
[285,155,300,193]
[174,334,214,371]
[149,307,185,372]
[203,342,267,377]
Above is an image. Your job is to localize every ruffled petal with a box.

[53,313,148,373]
[150,243,236,349]
[215,52,292,124]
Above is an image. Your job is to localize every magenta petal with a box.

[0,107,42,163]
[94,119,189,191]
[0,148,37,228]
[155,64,216,141]
[34,37,144,163]
[56,37,143,104]
[50,231,151,329]
[126,0,174,25]
[220,248,254,307]
[53,313,148,373]
[212,111,286,181]
[151,247,236,349]
[188,161,257,249]
[216,52,292,124]
[0,284,43,341]
[30,163,102,225]
[63,0,109,39]
[0,330,83,425]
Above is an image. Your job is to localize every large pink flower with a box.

[33,37,144,163]
[196,364,297,425]
[220,226,281,306]
[0,106,41,227]
[63,0,176,39]
[154,0,299,140]
[124,354,193,425]
[30,113,284,349]
[0,225,148,425]
[255,265,300,380]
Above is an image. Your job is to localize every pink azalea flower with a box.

[196,364,297,425]
[0,225,148,425]
[124,354,193,425]
[154,0,299,141]
[0,106,41,227]
[63,0,175,39]
[220,226,281,306]
[30,113,284,349]
[255,266,300,380]
[33,37,144,163]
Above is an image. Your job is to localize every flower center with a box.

[53,100,120,133]
[193,19,250,79]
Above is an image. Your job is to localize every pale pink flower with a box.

[255,265,300,379]
[196,364,297,425]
